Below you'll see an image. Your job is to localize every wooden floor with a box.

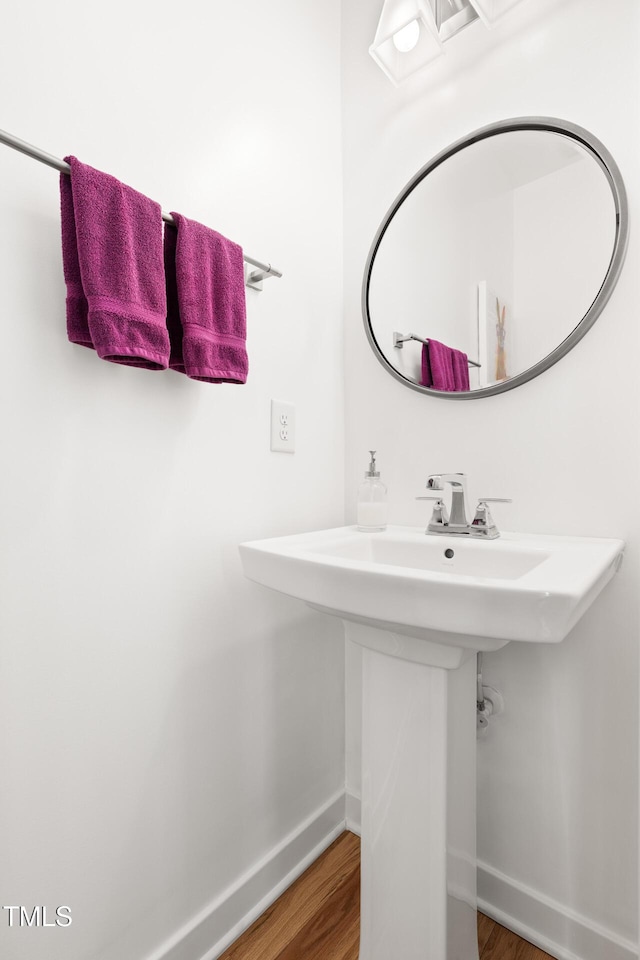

[218,831,556,960]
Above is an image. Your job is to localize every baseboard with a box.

[345,793,637,960]
[478,859,638,960]
[143,789,347,960]
[345,790,361,835]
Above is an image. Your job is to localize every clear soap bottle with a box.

[357,451,388,532]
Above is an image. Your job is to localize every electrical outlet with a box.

[271,400,295,453]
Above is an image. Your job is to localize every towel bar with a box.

[393,332,481,368]
[0,126,282,291]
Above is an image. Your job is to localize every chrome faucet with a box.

[426,473,468,527]
[417,473,511,539]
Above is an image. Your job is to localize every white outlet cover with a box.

[271,400,295,453]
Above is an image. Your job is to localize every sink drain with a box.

[444,548,455,559]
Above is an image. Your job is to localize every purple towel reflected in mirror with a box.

[421,340,469,391]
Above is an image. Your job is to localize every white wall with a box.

[0,2,345,959]
[343,0,639,954]
[369,183,475,382]
[513,155,616,372]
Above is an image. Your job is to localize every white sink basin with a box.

[239,524,624,656]
[239,523,624,960]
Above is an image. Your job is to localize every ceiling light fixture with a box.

[369,0,444,87]
[370,0,529,85]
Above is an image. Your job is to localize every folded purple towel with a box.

[451,348,470,391]
[165,213,248,384]
[60,157,169,369]
[422,340,455,391]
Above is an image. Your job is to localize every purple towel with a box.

[421,340,455,391]
[60,157,169,369]
[451,349,470,391]
[164,213,248,384]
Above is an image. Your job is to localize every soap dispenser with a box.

[357,451,388,532]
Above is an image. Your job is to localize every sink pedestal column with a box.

[346,622,479,960]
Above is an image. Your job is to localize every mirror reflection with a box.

[364,123,626,397]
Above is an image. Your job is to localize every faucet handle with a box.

[472,498,512,534]
[416,496,449,526]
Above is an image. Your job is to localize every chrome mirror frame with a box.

[362,117,629,400]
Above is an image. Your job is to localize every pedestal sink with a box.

[239,525,624,960]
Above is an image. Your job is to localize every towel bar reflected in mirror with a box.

[393,332,481,368]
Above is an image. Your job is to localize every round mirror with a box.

[362,118,629,399]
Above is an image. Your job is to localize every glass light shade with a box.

[369,0,443,86]
[392,19,421,52]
